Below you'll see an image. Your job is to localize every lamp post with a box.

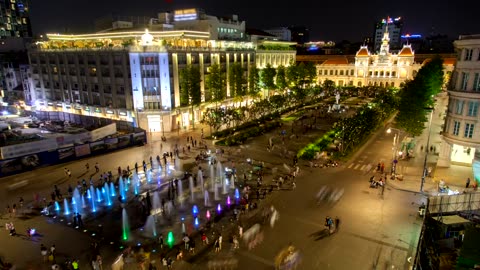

[420,108,434,193]
[386,127,402,177]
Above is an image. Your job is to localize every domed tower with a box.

[355,46,370,81]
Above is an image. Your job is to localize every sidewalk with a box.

[386,92,474,195]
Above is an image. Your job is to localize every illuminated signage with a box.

[119,111,127,116]
[401,34,422,39]
[106,110,114,114]
[174,9,198,21]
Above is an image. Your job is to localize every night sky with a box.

[30,0,477,42]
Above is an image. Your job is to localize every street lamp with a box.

[386,127,403,177]
[420,108,434,193]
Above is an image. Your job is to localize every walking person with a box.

[41,244,48,262]
[466,177,471,188]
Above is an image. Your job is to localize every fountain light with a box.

[206,210,211,220]
[217,204,222,214]
[194,217,199,228]
[227,196,231,206]
[167,231,174,248]
[192,205,199,216]
[235,188,240,200]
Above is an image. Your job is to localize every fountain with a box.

[230,175,235,190]
[91,194,96,213]
[222,178,228,195]
[177,179,184,207]
[194,217,200,228]
[104,184,112,206]
[216,161,223,189]
[206,210,211,220]
[144,215,157,238]
[204,190,210,207]
[73,188,82,213]
[197,169,204,193]
[152,191,161,215]
[81,196,87,209]
[209,163,215,192]
[119,178,126,200]
[63,198,70,215]
[86,189,91,199]
[54,201,60,212]
[167,231,174,248]
[181,218,186,234]
[227,196,231,206]
[214,180,220,201]
[235,188,240,201]
[96,188,102,203]
[132,172,140,195]
[72,198,78,214]
[217,203,222,214]
[122,208,130,241]
[192,205,199,216]
[89,186,96,202]
[189,176,195,203]
[165,201,173,216]
[110,182,116,197]
[147,170,152,183]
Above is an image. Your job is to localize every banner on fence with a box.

[75,144,91,157]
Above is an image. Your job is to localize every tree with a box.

[201,107,225,135]
[206,64,225,107]
[396,56,444,136]
[248,64,261,101]
[276,65,288,92]
[228,62,247,105]
[179,65,201,128]
[261,63,276,97]
[286,63,300,88]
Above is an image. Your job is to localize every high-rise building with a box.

[0,0,32,38]
[438,34,480,171]
[373,17,402,52]
[288,26,309,44]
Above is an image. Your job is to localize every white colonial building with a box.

[316,25,421,88]
[439,34,480,173]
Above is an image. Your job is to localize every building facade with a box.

[438,35,480,172]
[315,27,455,88]
[27,29,295,133]
[0,0,31,38]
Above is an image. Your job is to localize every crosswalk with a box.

[346,162,374,173]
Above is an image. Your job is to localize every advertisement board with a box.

[75,144,91,157]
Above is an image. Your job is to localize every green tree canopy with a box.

[276,65,288,91]
[229,62,247,98]
[179,65,201,107]
[396,56,444,136]
[261,63,277,94]
[206,64,226,105]
[248,64,261,98]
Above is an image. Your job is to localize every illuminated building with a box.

[27,26,295,132]
[373,16,402,52]
[0,0,31,38]
[439,34,480,170]
[315,26,454,88]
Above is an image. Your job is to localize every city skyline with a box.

[29,0,477,42]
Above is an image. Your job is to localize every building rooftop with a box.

[459,34,480,40]
[356,46,370,57]
[398,45,414,56]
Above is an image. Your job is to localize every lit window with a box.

[453,121,461,136]
[464,123,474,138]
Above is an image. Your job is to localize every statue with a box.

[335,92,340,105]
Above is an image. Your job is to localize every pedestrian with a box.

[50,244,56,256]
[201,232,208,245]
[67,170,72,178]
[189,239,196,254]
[218,234,223,250]
[95,162,99,173]
[238,226,243,238]
[158,234,164,249]
[466,177,471,188]
[41,244,48,262]
[11,204,16,218]
[214,238,220,252]
[292,181,296,190]
[85,163,90,171]
[182,234,190,250]
[6,204,11,218]
[64,168,69,177]
[92,259,100,270]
